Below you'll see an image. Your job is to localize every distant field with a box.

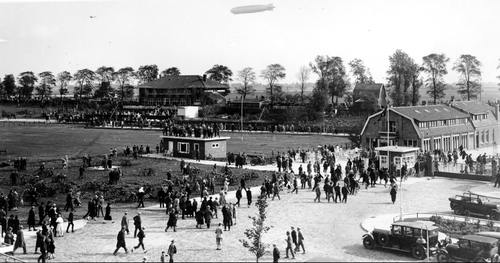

[0,125,350,160]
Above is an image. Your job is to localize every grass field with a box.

[0,124,351,161]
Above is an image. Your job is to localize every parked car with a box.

[437,234,498,262]
[449,192,500,220]
[362,221,439,260]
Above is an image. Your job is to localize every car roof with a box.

[461,234,498,244]
[392,221,439,230]
[477,232,500,240]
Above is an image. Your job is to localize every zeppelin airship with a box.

[230,4,275,14]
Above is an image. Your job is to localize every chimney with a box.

[202,74,207,82]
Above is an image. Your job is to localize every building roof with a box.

[160,136,231,142]
[374,146,420,153]
[138,75,229,90]
[452,101,495,115]
[391,105,469,122]
[352,83,384,99]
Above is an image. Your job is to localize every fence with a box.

[437,162,494,177]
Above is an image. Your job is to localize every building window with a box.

[178,142,190,154]
[389,121,396,132]
[481,131,485,143]
[486,130,489,143]
[212,143,219,148]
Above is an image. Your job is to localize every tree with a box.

[349,58,374,84]
[422,53,449,104]
[113,67,136,100]
[261,64,286,104]
[308,83,329,120]
[73,69,97,99]
[205,64,233,84]
[453,54,482,101]
[56,71,71,106]
[160,67,181,78]
[296,66,310,103]
[95,66,115,99]
[236,67,256,130]
[137,65,159,84]
[239,194,272,263]
[310,56,348,105]
[17,71,38,101]
[387,50,420,106]
[36,71,56,102]
[2,74,16,98]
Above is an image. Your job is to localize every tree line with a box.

[0,51,494,108]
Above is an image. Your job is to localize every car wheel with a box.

[363,236,375,250]
[437,252,449,262]
[453,207,463,215]
[490,212,499,221]
[411,245,426,260]
[376,234,389,246]
[473,257,487,263]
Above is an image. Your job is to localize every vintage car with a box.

[437,234,499,262]
[449,192,500,220]
[362,221,439,259]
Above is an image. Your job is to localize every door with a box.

[168,141,173,152]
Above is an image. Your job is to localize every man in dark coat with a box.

[113,227,128,255]
[341,183,349,203]
[133,212,142,238]
[235,187,242,207]
[28,206,37,231]
[246,188,252,207]
[291,227,297,250]
[66,210,74,233]
[38,202,45,226]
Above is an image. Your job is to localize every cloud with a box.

[0,39,7,42]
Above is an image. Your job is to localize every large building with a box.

[451,101,500,149]
[361,103,500,152]
[138,75,230,106]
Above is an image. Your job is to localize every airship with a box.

[230,4,274,14]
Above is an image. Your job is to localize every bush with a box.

[429,215,500,237]
[119,159,133,167]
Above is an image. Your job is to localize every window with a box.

[389,121,396,132]
[486,131,489,143]
[380,155,388,165]
[178,142,190,154]
[403,227,412,236]
[212,143,219,148]
[392,225,402,235]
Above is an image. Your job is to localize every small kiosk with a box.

[160,136,230,160]
[375,146,420,171]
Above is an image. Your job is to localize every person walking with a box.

[273,244,280,263]
[104,203,112,220]
[133,212,142,238]
[12,226,26,255]
[235,187,242,207]
[66,210,74,233]
[37,235,47,263]
[167,240,177,263]
[113,227,128,255]
[137,187,145,208]
[55,214,64,237]
[28,206,37,231]
[132,227,146,252]
[313,184,321,203]
[246,188,252,207]
[165,211,177,232]
[35,230,43,254]
[121,212,129,235]
[285,231,295,259]
[297,228,305,253]
[215,223,223,250]
[390,183,398,204]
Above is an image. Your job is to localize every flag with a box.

[378,85,387,109]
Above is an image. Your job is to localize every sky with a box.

[0,0,500,85]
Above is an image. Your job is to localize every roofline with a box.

[360,110,383,136]
[160,136,231,141]
[389,108,423,138]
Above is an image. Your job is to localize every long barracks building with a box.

[360,102,500,152]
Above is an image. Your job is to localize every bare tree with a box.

[261,64,286,104]
[422,53,449,104]
[236,67,256,130]
[296,66,310,103]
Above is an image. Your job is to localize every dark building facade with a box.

[138,75,230,106]
[361,104,476,152]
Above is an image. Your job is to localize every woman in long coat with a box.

[390,184,398,204]
[165,211,177,232]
